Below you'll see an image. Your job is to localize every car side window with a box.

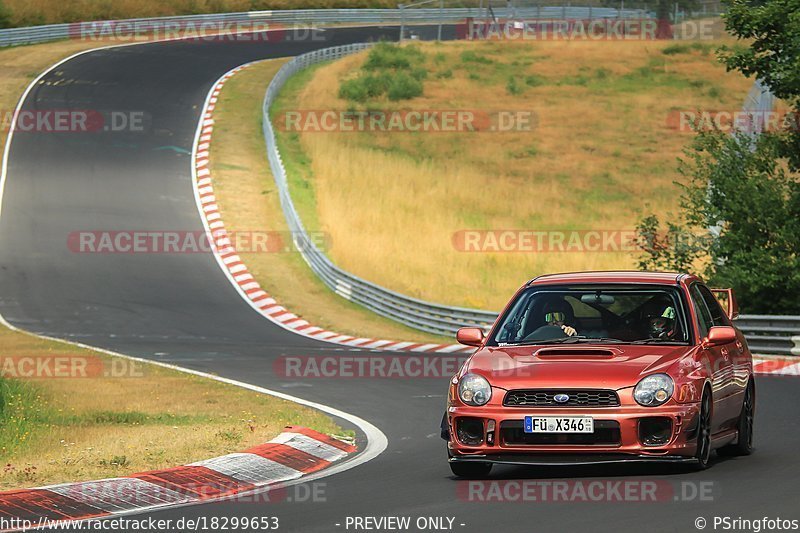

[697,285,732,327]
[689,285,713,338]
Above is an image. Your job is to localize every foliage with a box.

[720,0,800,170]
[635,214,708,273]
[338,42,426,103]
[506,76,522,95]
[387,72,422,101]
[639,0,800,313]
[0,1,12,29]
[637,131,800,313]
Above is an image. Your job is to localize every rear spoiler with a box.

[710,288,739,320]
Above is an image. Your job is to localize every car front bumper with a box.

[446,401,701,461]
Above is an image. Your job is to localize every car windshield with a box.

[491,284,690,346]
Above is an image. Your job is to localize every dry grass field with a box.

[0,324,340,490]
[275,38,754,310]
[208,59,448,343]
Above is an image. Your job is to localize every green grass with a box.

[51,411,209,426]
[662,42,715,55]
[270,63,325,234]
[0,378,43,455]
[460,50,493,64]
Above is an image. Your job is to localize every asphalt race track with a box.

[1,25,799,533]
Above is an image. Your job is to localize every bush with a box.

[387,72,423,101]
[410,67,427,81]
[524,74,545,87]
[506,76,522,96]
[338,78,369,102]
[436,69,453,79]
[338,42,428,103]
[362,73,392,98]
[363,42,423,71]
[0,1,12,29]
[662,43,691,55]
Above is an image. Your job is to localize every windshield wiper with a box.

[629,338,688,344]
[503,336,588,346]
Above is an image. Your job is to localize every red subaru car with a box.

[444,271,754,477]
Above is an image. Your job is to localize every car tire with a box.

[717,381,755,457]
[693,389,713,471]
[449,460,493,478]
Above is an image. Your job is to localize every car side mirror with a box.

[456,327,484,347]
[703,326,737,347]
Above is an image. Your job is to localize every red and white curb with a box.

[753,355,800,376]
[0,427,354,531]
[192,63,475,355]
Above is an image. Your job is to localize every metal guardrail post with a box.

[399,4,405,43]
[437,0,443,41]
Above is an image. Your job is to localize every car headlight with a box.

[634,373,674,407]
[458,373,492,406]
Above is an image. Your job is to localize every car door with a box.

[689,283,732,433]
[697,284,744,426]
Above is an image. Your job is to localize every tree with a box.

[720,0,800,169]
[635,214,707,273]
[637,0,800,313]
[0,1,13,29]
[638,129,800,313]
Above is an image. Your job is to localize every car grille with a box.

[500,420,621,446]
[503,389,620,407]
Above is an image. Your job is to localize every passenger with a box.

[648,306,677,340]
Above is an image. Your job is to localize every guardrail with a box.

[262,42,498,336]
[0,7,647,47]
[736,316,800,356]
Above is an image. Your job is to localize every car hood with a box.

[467,344,696,390]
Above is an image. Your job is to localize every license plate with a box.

[524,416,594,433]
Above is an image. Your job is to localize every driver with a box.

[648,306,676,339]
[543,300,577,337]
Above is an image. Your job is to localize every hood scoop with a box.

[534,347,618,358]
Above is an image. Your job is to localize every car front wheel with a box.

[693,390,713,470]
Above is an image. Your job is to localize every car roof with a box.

[527,270,693,286]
